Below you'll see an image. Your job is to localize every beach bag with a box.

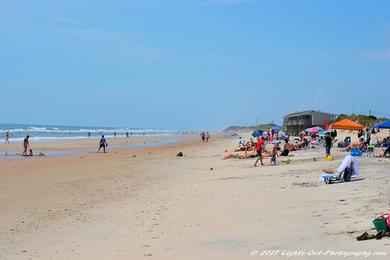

[280,149,289,156]
[373,214,390,232]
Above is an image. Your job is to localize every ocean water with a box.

[0,123,174,142]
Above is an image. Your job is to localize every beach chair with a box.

[337,136,351,148]
[320,154,358,184]
[322,163,353,184]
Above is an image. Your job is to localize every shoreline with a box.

[0,134,198,160]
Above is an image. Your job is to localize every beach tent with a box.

[271,125,282,131]
[252,130,264,138]
[331,119,363,130]
[372,121,390,129]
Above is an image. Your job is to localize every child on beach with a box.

[253,137,265,167]
[271,143,278,165]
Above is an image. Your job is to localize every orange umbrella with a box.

[330,119,363,130]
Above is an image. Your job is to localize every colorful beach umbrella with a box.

[251,130,264,137]
[318,130,329,135]
[305,127,321,133]
[271,125,282,131]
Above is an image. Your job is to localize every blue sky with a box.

[1,0,389,130]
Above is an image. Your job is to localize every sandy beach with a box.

[1,133,390,259]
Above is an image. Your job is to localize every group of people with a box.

[233,136,281,166]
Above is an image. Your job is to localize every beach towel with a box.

[335,154,359,176]
[320,174,338,183]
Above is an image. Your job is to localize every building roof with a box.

[284,110,336,118]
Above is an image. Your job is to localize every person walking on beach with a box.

[254,137,265,167]
[22,135,30,155]
[325,132,332,157]
[200,131,206,143]
[126,131,129,138]
[205,131,210,143]
[97,135,108,153]
[5,130,10,144]
[88,132,91,138]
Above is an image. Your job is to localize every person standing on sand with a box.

[22,135,30,155]
[97,135,108,153]
[325,132,332,157]
[126,131,129,138]
[254,137,265,167]
[200,131,205,143]
[271,143,278,165]
[366,128,371,145]
[5,130,10,144]
[205,131,210,143]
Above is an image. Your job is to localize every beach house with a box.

[283,110,337,136]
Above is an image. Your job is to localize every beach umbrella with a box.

[271,125,282,131]
[372,121,390,129]
[318,130,329,135]
[305,126,323,133]
[305,127,316,133]
[252,130,263,137]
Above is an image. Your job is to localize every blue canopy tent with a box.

[252,130,264,137]
[271,125,282,131]
[372,121,390,129]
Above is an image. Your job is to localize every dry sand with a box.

[1,133,390,259]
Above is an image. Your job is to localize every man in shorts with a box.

[325,132,332,157]
[254,137,265,167]
[97,135,108,153]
